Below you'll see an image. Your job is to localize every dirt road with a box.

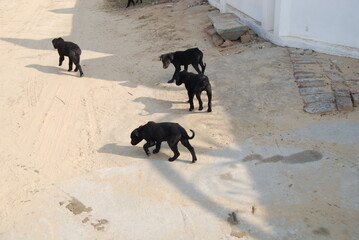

[0,0,358,239]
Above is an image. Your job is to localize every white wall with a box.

[226,0,263,23]
[209,0,359,58]
[286,0,359,49]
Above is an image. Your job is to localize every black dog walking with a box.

[52,37,84,77]
[160,48,206,83]
[130,121,197,163]
[175,70,212,112]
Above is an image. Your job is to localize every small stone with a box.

[294,71,321,77]
[240,34,251,43]
[303,49,314,55]
[302,93,335,104]
[212,33,224,46]
[292,60,317,64]
[331,82,349,91]
[325,71,344,82]
[299,87,329,95]
[292,64,308,70]
[204,26,217,36]
[352,93,359,107]
[297,79,326,88]
[334,90,350,97]
[296,78,326,83]
[291,55,314,60]
[289,48,304,54]
[248,29,256,35]
[336,97,353,111]
[304,102,336,113]
[349,86,359,94]
[221,40,234,48]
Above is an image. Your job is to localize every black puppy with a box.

[175,70,212,112]
[52,37,83,77]
[160,48,206,83]
[130,121,197,163]
[127,0,142,8]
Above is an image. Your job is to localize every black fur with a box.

[130,121,197,163]
[175,70,212,112]
[52,37,83,77]
[160,48,206,83]
[126,0,142,8]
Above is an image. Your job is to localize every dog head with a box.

[175,70,188,86]
[52,37,64,49]
[130,126,144,145]
[159,53,174,69]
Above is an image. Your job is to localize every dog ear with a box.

[169,53,174,61]
[159,55,163,61]
[133,129,140,138]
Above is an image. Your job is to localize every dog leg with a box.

[192,64,202,74]
[195,91,203,111]
[206,85,212,112]
[153,142,161,154]
[77,65,84,77]
[168,142,180,161]
[187,91,195,111]
[199,59,206,73]
[168,65,181,83]
[126,0,135,8]
[72,53,83,77]
[143,141,155,156]
[181,139,197,163]
[59,55,64,66]
[68,58,73,71]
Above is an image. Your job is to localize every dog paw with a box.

[74,69,78,72]
[146,151,151,156]
[207,108,212,112]
[153,149,159,154]
[189,108,194,111]
[80,73,84,77]
[167,79,174,83]
[68,69,72,72]
[168,158,175,162]
[198,107,203,111]
[192,159,197,163]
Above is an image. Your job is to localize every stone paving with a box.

[289,48,359,113]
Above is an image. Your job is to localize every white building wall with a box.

[208,0,359,58]
[226,0,263,23]
[286,0,359,49]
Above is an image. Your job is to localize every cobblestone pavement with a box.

[289,48,359,113]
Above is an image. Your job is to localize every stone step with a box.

[208,11,248,41]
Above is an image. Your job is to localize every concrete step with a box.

[208,11,248,41]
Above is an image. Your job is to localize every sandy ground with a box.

[0,0,358,239]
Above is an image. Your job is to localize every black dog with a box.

[127,0,142,8]
[175,70,212,112]
[160,48,206,83]
[130,121,197,163]
[52,37,83,77]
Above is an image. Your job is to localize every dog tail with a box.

[188,129,195,139]
[202,63,206,74]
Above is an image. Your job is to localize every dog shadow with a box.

[26,64,75,76]
[134,97,189,115]
[49,8,74,14]
[98,143,194,164]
